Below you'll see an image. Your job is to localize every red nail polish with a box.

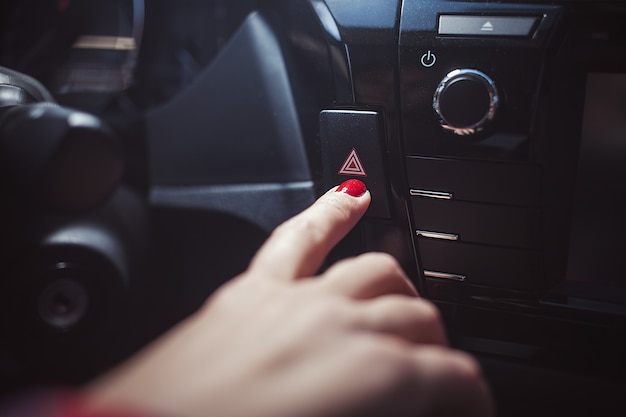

[336,179,367,197]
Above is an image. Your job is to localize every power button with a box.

[421,50,437,68]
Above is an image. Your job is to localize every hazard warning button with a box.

[320,110,390,218]
[338,148,367,177]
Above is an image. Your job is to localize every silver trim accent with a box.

[416,230,459,241]
[73,36,136,51]
[433,68,499,136]
[424,270,467,282]
[409,189,453,200]
[322,110,378,117]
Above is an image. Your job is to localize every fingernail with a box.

[336,179,367,197]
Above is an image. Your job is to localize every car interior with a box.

[1,1,625,416]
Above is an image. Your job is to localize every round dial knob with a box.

[433,69,499,136]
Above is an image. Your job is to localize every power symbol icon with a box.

[420,50,437,68]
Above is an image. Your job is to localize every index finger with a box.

[248,180,371,281]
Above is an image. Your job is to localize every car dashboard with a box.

[1,1,626,416]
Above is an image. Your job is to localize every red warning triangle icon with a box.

[338,148,367,177]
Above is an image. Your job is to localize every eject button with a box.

[438,15,538,37]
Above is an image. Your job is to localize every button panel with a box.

[406,156,543,289]
[418,239,543,290]
[412,198,541,249]
[406,156,541,206]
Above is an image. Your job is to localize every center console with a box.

[312,0,626,397]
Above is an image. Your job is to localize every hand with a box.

[83,181,494,417]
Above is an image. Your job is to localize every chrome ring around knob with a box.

[433,69,499,136]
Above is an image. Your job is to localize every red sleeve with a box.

[0,390,153,417]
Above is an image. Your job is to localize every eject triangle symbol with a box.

[338,148,367,177]
[481,21,494,31]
